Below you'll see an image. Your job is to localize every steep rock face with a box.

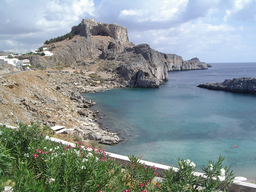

[71,19,129,42]
[198,77,256,93]
[116,44,167,88]
[116,44,209,88]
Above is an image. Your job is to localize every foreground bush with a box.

[0,123,234,191]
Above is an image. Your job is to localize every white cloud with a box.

[73,0,95,16]
[129,18,244,62]
[0,0,95,52]
[119,9,145,17]
[234,0,252,10]
[223,10,231,22]
[114,0,189,24]
[205,23,234,32]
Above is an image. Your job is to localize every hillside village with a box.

[0,48,53,74]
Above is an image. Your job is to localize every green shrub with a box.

[44,32,75,45]
[0,123,234,191]
[89,73,105,84]
[0,143,15,178]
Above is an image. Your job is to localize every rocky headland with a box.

[28,19,210,88]
[198,77,256,93]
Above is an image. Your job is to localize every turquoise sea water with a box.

[84,63,256,181]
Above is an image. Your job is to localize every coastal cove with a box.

[84,62,256,182]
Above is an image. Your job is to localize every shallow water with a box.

[84,63,256,181]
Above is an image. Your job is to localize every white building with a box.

[3,58,19,66]
[22,59,30,66]
[43,51,53,56]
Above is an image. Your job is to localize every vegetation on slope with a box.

[0,123,234,191]
[44,32,75,45]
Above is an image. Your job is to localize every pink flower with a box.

[156,183,160,187]
[154,172,158,176]
[35,149,41,153]
[77,141,82,145]
[152,166,157,170]
[142,190,148,192]
[139,184,144,187]
[33,154,38,158]
[124,190,130,192]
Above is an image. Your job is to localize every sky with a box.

[0,0,256,63]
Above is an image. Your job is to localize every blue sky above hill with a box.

[0,0,255,62]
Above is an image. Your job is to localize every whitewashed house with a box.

[22,59,30,66]
[0,56,7,60]
[43,51,53,56]
[4,58,19,66]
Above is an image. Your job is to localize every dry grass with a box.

[0,71,99,147]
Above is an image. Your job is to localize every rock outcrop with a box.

[116,45,209,88]
[71,19,129,42]
[198,77,256,93]
[30,19,209,88]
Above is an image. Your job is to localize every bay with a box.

[84,62,256,182]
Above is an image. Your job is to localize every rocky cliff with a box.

[71,18,129,42]
[198,77,256,93]
[30,19,209,88]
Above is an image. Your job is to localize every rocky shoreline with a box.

[45,72,126,145]
[198,77,256,93]
[0,70,124,145]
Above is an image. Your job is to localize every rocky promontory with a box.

[198,77,256,93]
[30,19,210,88]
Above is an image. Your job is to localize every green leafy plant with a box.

[201,155,234,191]
[0,143,15,178]
[0,123,234,192]
[161,157,234,192]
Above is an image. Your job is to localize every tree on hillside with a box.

[44,32,75,44]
